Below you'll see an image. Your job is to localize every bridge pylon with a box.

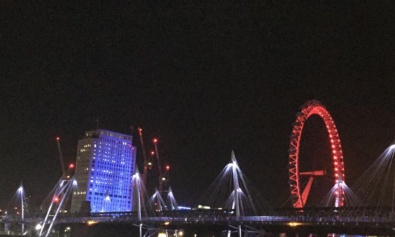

[38,177,77,237]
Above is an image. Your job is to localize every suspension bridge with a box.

[2,100,395,237]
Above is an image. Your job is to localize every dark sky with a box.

[1,2,395,210]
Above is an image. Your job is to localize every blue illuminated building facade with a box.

[71,129,136,213]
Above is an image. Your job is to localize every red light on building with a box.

[153,138,158,144]
[165,165,170,170]
[150,151,155,156]
[53,196,60,203]
[56,137,60,141]
[69,163,75,169]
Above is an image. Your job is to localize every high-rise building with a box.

[70,129,136,213]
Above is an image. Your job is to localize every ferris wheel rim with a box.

[288,100,345,208]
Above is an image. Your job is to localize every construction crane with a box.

[152,138,164,193]
[152,138,171,194]
[56,137,66,179]
[148,151,154,169]
[55,137,75,179]
[163,164,170,187]
[137,127,149,187]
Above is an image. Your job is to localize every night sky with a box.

[1,2,395,210]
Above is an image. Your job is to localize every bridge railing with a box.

[11,208,395,225]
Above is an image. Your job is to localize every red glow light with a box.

[53,196,59,203]
[166,165,170,170]
[69,163,75,169]
[56,137,60,141]
[153,138,158,144]
[150,151,155,155]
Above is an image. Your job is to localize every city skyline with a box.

[1,2,395,211]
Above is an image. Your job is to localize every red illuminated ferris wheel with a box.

[288,100,345,208]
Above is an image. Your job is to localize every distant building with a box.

[70,129,136,213]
